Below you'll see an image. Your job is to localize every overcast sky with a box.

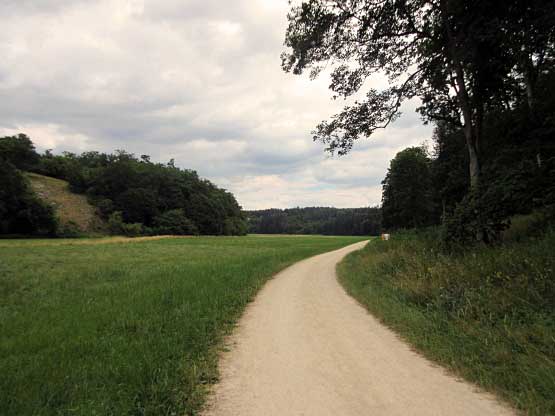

[0,0,432,209]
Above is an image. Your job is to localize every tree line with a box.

[381,76,555,242]
[0,134,247,237]
[282,0,555,243]
[246,207,381,236]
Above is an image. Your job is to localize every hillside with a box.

[26,172,104,234]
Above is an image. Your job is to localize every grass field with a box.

[338,230,555,415]
[0,235,367,415]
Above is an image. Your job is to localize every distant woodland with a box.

[245,207,381,236]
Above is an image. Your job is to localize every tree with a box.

[0,134,39,170]
[116,188,159,224]
[506,0,555,114]
[153,209,199,235]
[382,147,436,230]
[245,207,382,235]
[431,122,469,219]
[281,0,545,189]
[0,162,57,236]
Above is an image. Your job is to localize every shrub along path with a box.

[204,241,514,416]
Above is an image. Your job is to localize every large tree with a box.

[281,0,550,188]
[431,122,469,219]
[0,134,39,170]
[382,146,436,229]
[0,162,57,235]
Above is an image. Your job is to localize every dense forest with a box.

[246,207,381,235]
[0,134,246,236]
[283,0,555,244]
[381,76,555,242]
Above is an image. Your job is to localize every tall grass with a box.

[0,235,366,415]
[338,228,555,415]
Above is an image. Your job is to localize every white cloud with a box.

[0,0,432,209]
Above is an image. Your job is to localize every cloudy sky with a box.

[0,0,432,209]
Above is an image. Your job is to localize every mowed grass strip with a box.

[0,235,367,415]
[338,231,555,415]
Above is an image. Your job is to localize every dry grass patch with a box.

[26,172,104,233]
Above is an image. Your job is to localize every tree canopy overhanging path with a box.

[203,241,515,416]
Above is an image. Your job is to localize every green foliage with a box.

[107,211,143,237]
[386,81,555,242]
[76,151,245,235]
[5,135,246,237]
[443,189,512,245]
[223,217,247,236]
[153,209,199,235]
[382,147,436,230]
[431,123,469,217]
[338,229,555,415]
[281,0,553,162]
[116,187,159,224]
[502,208,555,243]
[0,235,366,415]
[36,150,83,183]
[246,207,381,235]
[283,1,555,244]
[442,143,555,245]
[0,162,58,236]
[0,134,39,170]
[56,221,83,238]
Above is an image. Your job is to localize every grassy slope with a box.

[26,172,104,233]
[338,231,555,415]
[0,235,367,415]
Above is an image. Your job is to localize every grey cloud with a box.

[0,0,431,209]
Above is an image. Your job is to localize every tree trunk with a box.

[525,76,536,112]
[523,56,537,113]
[441,0,481,188]
[466,134,481,189]
[523,58,542,168]
[455,71,481,189]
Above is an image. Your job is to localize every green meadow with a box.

[0,235,366,415]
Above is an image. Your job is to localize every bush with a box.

[56,221,83,238]
[153,209,199,235]
[223,217,247,236]
[120,222,144,237]
[502,206,555,243]
[0,161,58,236]
[116,188,158,224]
[107,211,143,236]
[94,198,115,219]
[444,187,512,245]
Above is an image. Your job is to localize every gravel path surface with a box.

[204,241,514,416]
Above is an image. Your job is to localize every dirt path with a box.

[204,241,515,416]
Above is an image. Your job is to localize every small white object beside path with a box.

[203,240,515,416]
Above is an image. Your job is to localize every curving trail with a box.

[203,241,515,416]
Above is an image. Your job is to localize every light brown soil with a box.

[203,241,515,416]
[26,172,102,232]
